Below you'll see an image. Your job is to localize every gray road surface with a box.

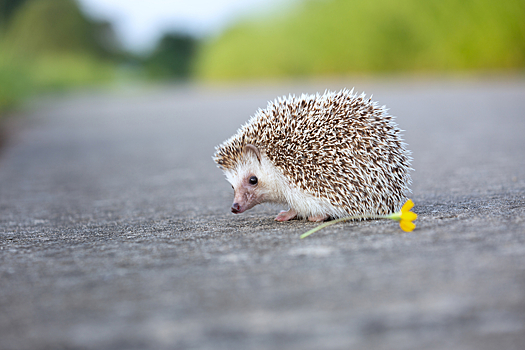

[1,78,524,350]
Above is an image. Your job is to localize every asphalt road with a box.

[1,78,524,350]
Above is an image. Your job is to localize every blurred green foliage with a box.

[196,0,525,80]
[0,0,199,114]
[0,0,118,113]
[0,54,30,111]
[143,33,197,80]
[4,0,114,57]
[0,0,28,30]
[2,0,524,113]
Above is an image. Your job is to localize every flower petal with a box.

[400,220,416,232]
[401,199,414,213]
[400,211,417,221]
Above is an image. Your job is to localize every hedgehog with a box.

[213,88,412,222]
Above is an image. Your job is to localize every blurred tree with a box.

[93,19,122,58]
[0,0,28,32]
[0,0,120,105]
[3,0,120,59]
[144,33,197,80]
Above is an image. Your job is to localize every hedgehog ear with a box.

[243,144,261,163]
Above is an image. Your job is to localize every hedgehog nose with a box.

[231,203,241,213]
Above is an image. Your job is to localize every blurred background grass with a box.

[196,0,525,79]
[0,0,119,111]
[0,0,524,114]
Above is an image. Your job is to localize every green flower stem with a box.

[300,214,392,239]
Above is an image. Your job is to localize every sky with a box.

[77,0,283,52]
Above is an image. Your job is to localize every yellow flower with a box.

[388,199,417,232]
[300,199,418,238]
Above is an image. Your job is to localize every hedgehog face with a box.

[226,153,268,214]
[229,173,264,214]
[223,144,288,214]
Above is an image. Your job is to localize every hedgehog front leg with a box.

[275,209,297,221]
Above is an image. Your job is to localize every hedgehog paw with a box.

[308,214,329,222]
[275,209,297,221]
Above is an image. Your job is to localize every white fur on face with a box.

[224,153,274,213]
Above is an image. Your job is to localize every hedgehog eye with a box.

[249,176,258,185]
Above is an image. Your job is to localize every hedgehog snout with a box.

[230,180,263,214]
[231,203,241,213]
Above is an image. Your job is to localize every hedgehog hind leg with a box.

[275,209,297,221]
[307,214,330,222]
